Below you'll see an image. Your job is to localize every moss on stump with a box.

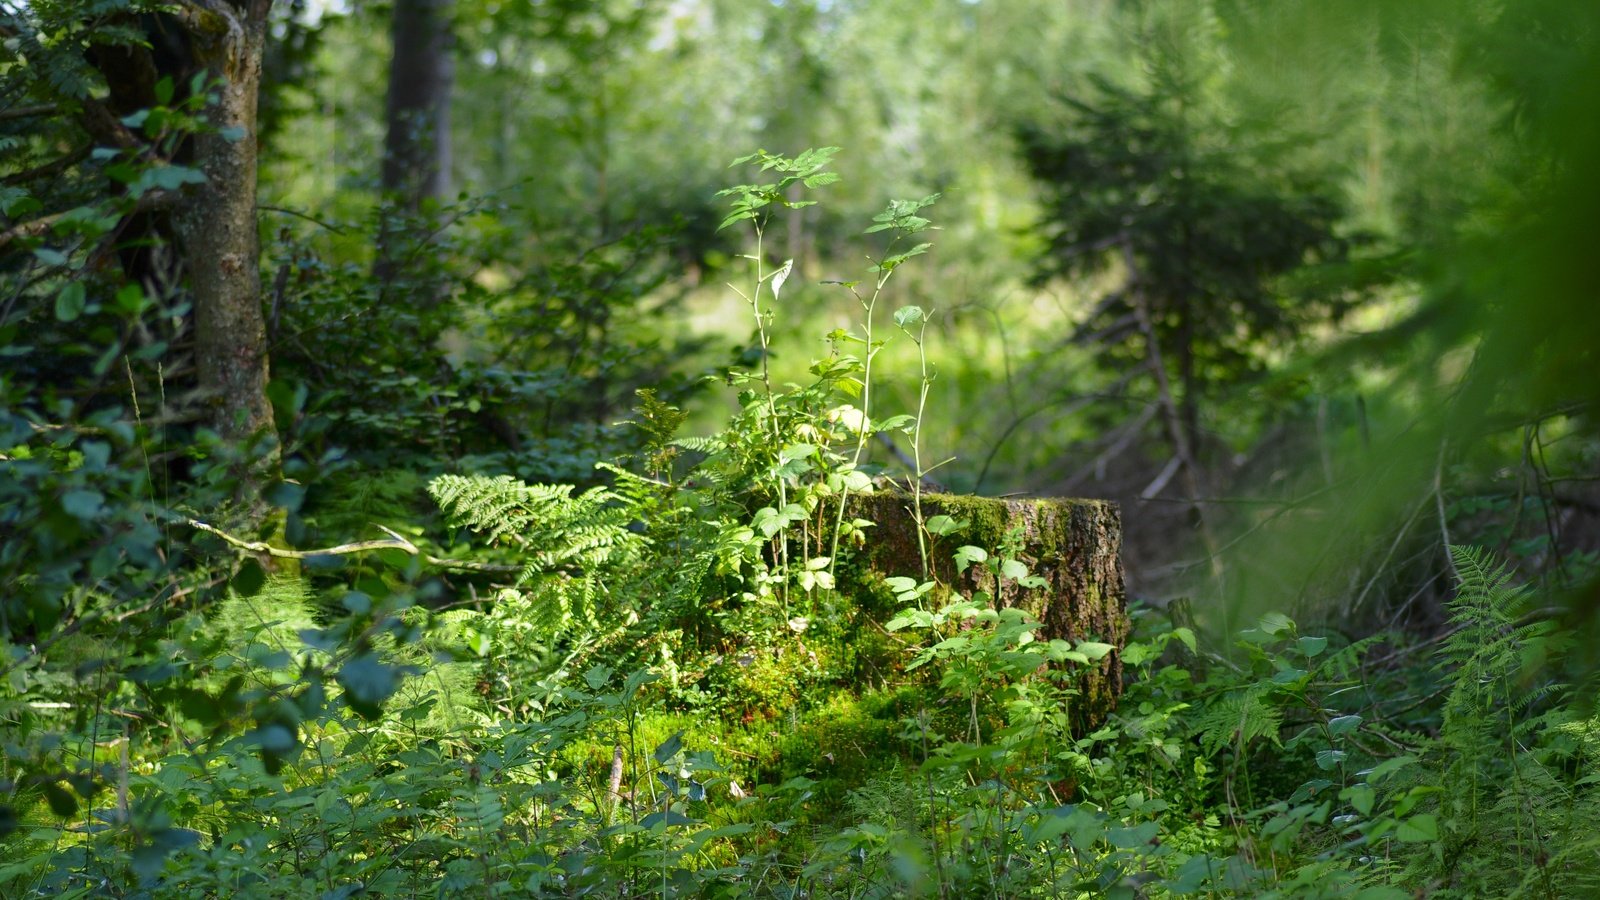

[845,491,1129,732]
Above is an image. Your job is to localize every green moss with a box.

[556,686,920,818]
[839,491,1128,734]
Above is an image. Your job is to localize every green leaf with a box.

[231,559,267,597]
[54,282,86,322]
[769,258,794,299]
[584,665,613,690]
[60,489,104,519]
[893,305,926,329]
[925,514,963,536]
[640,809,697,829]
[1107,822,1159,848]
[130,844,169,880]
[1165,853,1218,894]
[1395,813,1438,842]
[1327,714,1362,736]
[43,782,77,818]
[954,545,987,573]
[1345,785,1376,815]
[252,722,298,756]
[1362,755,1417,783]
[114,283,146,314]
[1,188,40,217]
[1271,667,1308,684]
[337,654,401,720]
[1352,888,1412,900]
[1259,612,1295,636]
[1297,636,1328,657]
[653,731,684,765]
[875,414,916,432]
[1075,641,1115,660]
[263,480,306,512]
[146,165,206,191]
[886,609,934,632]
[1001,558,1029,581]
[779,443,816,462]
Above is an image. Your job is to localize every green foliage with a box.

[426,472,645,692]
[1017,68,1360,458]
[429,474,639,578]
[8,0,1600,885]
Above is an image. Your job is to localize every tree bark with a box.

[382,0,454,206]
[170,1,277,455]
[376,0,455,291]
[846,491,1129,732]
[136,1,280,490]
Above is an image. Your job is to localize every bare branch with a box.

[0,103,55,121]
[261,204,347,235]
[1139,454,1183,501]
[184,517,522,575]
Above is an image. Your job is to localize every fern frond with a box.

[429,473,647,643]
[671,435,725,453]
[430,475,571,546]
[1192,691,1283,756]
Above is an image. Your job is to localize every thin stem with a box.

[908,313,935,580]
[828,235,902,578]
[744,223,790,611]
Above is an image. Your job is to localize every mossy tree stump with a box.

[846,491,1129,730]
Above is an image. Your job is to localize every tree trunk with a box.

[382,0,454,203]
[377,0,454,288]
[1177,301,1200,459]
[169,1,279,468]
[846,491,1129,732]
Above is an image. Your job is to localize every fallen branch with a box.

[185,518,521,575]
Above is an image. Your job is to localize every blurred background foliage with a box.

[252,0,1600,631]
[5,0,1597,655]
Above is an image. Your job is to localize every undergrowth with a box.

[3,151,1596,898]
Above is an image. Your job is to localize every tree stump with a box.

[846,491,1128,731]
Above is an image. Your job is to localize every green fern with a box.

[428,473,644,644]
[1401,546,1597,895]
[428,474,640,581]
[1192,689,1283,756]
[671,435,726,454]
